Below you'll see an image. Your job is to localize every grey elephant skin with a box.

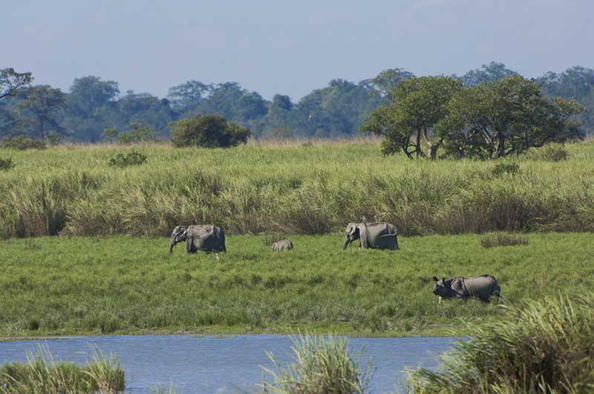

[272,239,293,251]
[432,275,501,303]
[168,225,226,254]
[343,222,399,250]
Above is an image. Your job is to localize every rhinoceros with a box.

[272,239,293,251]
[432,275,501,303]
[168,224,226,255]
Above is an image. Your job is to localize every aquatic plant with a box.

[406,295,594,393]
[261,334,371,393]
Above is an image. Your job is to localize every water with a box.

[0,335,456,393]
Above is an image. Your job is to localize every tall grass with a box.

[406,295,594,393]
[0,347,124,393]
[0,141,593,238]
[261,334,371,393]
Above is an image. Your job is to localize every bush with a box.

[108,151,147,167]
[406,295,594,393]
[116,122,158,145]
[0,157,14,171]
[480,233,529,248]
[261,334,371,393]
[0,347,125,393]
[491,162,520,176]
[531,144,569,162]
[0,135,46,150]
[170,114,250,148]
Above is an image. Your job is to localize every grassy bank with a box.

[0,141,593,238]
[0,233,592,337]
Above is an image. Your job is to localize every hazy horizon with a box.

[2,0,593,100]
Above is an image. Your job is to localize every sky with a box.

[2,0,594,100]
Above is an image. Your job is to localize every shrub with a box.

[531,144,569,162]
[0,135,46,150]
[261,334,371,393]
[480,233,529,248]
[108,151,147,167]
[0,347,125,393]
[406,295,594,393]
[491,162,520,177]
[0,157,14,171]
[116,122,158,145]
[170,114,250,148]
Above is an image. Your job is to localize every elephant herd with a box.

[168,222,502,303]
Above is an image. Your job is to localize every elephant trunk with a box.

[343,237,351,250]
[168,237,179,255]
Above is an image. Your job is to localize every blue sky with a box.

[2,0,593,100]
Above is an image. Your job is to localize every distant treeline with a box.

[1,62,593,142]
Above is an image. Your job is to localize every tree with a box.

[0,68,32,99]
[458,62,517,86]
[170,114,250,148]
[363,68,415,98]
[68,76,119,116]
[437,75,585,158]
[362,76,463,159]
[15,85,67,140]
[167,80,211,113]
[292,79,382,137]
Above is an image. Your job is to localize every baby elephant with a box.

[432,275,501,303]
[272,239,293,251]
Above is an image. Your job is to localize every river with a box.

[0,335,456,393]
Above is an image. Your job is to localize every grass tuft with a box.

[0,347,125,394]
[406,295,594,393]
[261,334,371,393]
[480,233,529,248]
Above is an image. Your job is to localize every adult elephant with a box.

[168,224,226,254]
[343,222,399,250]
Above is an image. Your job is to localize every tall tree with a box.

[362,76,463,159]
[16,85,67,140]
[437,75,585,158]
[68,76,119,117]
[459,62,518,86]
[0,68,32,99]
[167,80,211,113]
[362,68,415,98]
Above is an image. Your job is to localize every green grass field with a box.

[0,232,592,337]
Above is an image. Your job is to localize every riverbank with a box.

[0,233,591,338]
